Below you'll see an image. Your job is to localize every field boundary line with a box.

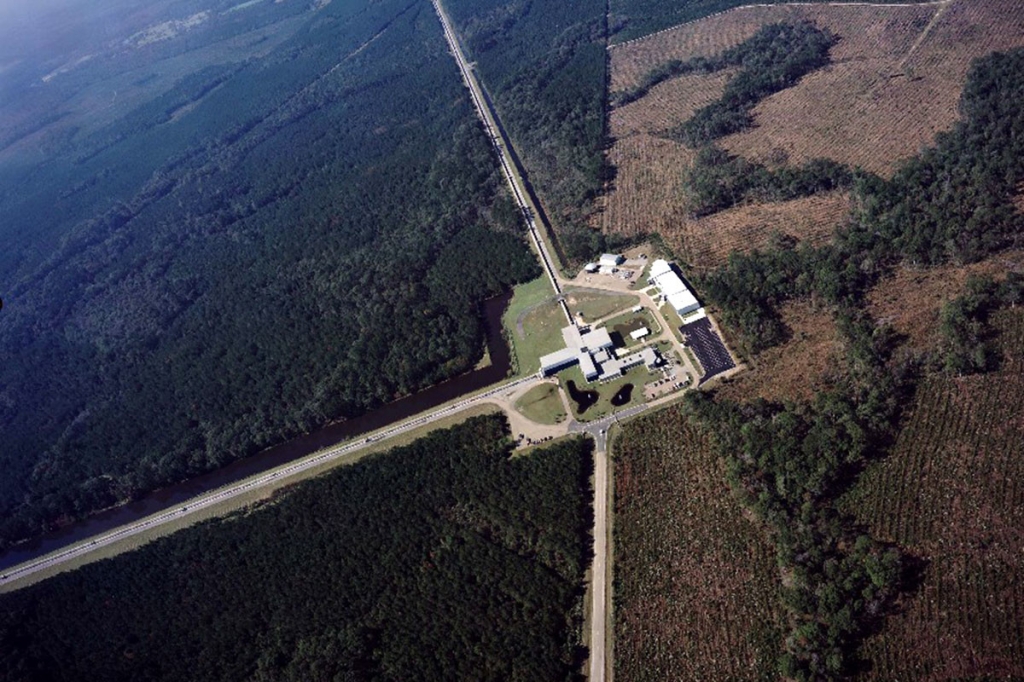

[898,0,953,68]
[608,1,948,51]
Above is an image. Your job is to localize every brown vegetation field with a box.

[841,309,1024,680]
[722,0,1024,176]
[683,191,850,270]
[867,248,1024,353]
[613,407,784,681]
[598,0,1024,267]
[714,300,843,404]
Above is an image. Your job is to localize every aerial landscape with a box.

[1,0,1023,679]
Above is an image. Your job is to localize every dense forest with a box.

[680,48,1024,679]
[684,146,852,217]
[0,0,540,550]
[0,415,594,681]
[442,0,614,261]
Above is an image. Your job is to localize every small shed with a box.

[599,253,624,267]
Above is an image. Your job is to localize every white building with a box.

[540,347,580,376]
[599,253,624,267]
[630,327,650,341]
[649,259,701,316]
[538,323,656,383]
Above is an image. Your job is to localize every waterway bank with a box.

[0,292,514,573]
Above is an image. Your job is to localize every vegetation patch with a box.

[665,22,835,145]
[607,0,931,45]
[506,297,568,377]
[501,275,558,375]
[841,310,1024,679]
[565,288,640,323]
[0,415,594,682]
[613,407,784,681]
[515,383,567,425]
[683,146,852,218]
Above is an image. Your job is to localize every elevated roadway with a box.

[431,0,573,324]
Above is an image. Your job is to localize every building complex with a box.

[539,322,660,382]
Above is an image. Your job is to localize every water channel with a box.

[0,292,514,572]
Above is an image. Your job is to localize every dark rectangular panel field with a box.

[681,317,735,383]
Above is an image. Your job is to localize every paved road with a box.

[568,403,648,682]
[0,374,539,589]
[431,0,573,324]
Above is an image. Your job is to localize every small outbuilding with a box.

[599,253,624,267]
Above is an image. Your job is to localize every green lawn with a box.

[659,304,686,343]
[515,383,568,425]
[557,362,654,423]
[604,308,660,348]
[565,288,639,323]
[502,276,565,376]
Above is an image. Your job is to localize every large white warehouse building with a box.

[649,259,700,316]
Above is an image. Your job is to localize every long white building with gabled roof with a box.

[649,259,700,316]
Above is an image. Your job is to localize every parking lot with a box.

[680,317,735,384]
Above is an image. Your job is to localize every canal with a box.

[0,292,514,572]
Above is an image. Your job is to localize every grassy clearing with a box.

[613,406,784,680]
[658,303,685,342]
[514,383,567,425]
[841,310,1024,679]
[0,404,504,594]
[604,308,660,347]
[501,275,561,376]
[558,363,653,423]
[565,288,640,322]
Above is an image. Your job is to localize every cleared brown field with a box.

[841,309,1024,680]
[594,134,693,240]
[682,191,850,270]
[722,0,1024,176]
[866,249,1024,353]
[715,299,843,404]
[613,407,784,681]
[599,0,1024,266]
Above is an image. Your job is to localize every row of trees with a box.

[684,146,853,217]
[0,415,594,681]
